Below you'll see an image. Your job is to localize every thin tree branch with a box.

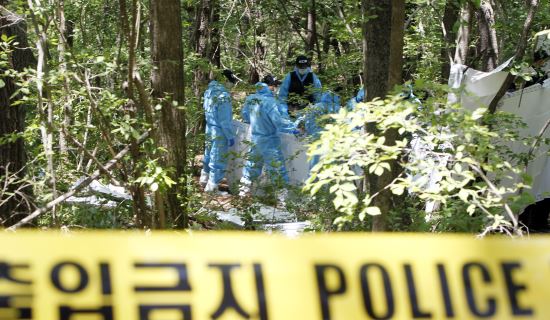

[488,0,539,113]
[7,131,150,230]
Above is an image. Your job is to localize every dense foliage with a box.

[1,0,549,233]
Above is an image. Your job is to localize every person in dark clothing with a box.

[278,55,322,115]
[519,198,550,232]
[524,50,549,87]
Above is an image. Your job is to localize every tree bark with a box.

[150,0,188,228]
[208,0,220,74]
[27,0,59,224]
[192,0,220,90]
[477,1,499,71]
[454,2,473,65]
[305,0,317,57]
[247,1,265,83]
[0,6,34,225]
[440,0,459,81]
[363,0,405,232]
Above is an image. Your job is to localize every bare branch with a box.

[7,130,150,230]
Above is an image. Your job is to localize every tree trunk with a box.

[248,1,265,83]
[454,2,473,65]
[477,1,499,71]
[305,0,317,56]
[193,0,220,90]
[150,0,188,228]
[56,0,70,154]
[362,0,405,232]
[0,6,34,225]
[119,0,150,227]
[440,0,459,81]
[27,0,59,225]
[208,0,220,75]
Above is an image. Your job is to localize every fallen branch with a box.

[7,131,150,230]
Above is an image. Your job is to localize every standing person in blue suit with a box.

[239,77,300,198]
[262,74,289,119]
[278,55,322,115]
[200,69,238,193]
[305,90,341,170]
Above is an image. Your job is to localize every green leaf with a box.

[472,108,487,120]
[458,189,469,202]
[391,185,404,195]
[340,183,356,192]
[374,166,384,176]
[333,195,344,209]
[365,207,381,216]
[0,79,4,89]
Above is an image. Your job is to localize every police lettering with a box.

[314,261,533,319]
[0,262,33,319]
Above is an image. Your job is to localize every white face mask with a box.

[298,68,308,75]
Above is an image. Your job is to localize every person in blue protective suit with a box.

[346,87,365,111]
[239,80,300,197]
[200,69,239,193]
[278,55,322,115]
[305,90,341,170]
[262,74,289,119]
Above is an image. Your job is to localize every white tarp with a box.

[498,84,550,200]
[225,120,309,186]
[453,61,550,200]
[457,57,512,109]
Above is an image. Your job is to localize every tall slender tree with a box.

[454,1,473,65]
[362,0,405,231]
[0,5,34,224]
[477,1,499,71]
[150,0,188,228]
[441,0,460,80]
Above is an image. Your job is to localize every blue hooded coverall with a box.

[241,83,298,184]
[305,91,341,169]
[278,67,322,113]
[203,81,235,184]
[346,87,365,111]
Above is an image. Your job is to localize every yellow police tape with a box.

[1,232,549,320]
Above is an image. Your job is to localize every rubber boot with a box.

[204,181,219,193]
[199,169,209,187]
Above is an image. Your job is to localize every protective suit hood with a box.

[255,82,274,96]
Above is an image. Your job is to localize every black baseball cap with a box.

[262,74,281,86]
[295,55,310,68]
[222,69,239,84]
